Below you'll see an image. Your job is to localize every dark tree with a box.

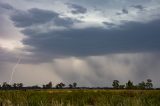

[126,80,134,89]
[43,85,46,89]
[12,83,23,89]
[119,85,125,89]
[31,85,41,89]
[112,80,119,89]
[13,83,18,88]
[18,83,23,88]
[146,79,153,89]
[55,84,60,89]
[73,82,77,88]
[2,82,11,89]
[43,82,52,89]
[69,84,73,88]
[138,81,146,89]
[46,82,52,89]
[60,82,65,88]
[56,83,65,89]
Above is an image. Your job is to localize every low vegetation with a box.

[0,90,160,106]
[0,79,159,106]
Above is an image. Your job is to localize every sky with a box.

[0,0,160,87]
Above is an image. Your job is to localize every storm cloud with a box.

[19,19,160,60]
[11,8,58,27]
[132,5,144,10]
[0,2,13,10]
[67,3,87,14]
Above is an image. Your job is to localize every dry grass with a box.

[0,89,160,106]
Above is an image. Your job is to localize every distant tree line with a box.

[0,82,78,90]
[112,79,153,89]
[0,79,154,90]
[0,82,23,90]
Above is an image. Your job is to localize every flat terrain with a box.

[0,89,160,106]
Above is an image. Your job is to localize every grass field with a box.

[0,89,160,106]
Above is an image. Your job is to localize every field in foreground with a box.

[0,89,160,106]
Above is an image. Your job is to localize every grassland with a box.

[0,89,160,106]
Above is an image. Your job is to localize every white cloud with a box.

[0,8,25,53]
[2,0,160,29]
[0,39,24,51]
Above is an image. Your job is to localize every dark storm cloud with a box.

[0,2,13,10]
[122,9,128,14]
[103,22,115,27]
[11,8,75,28]
[53,17,74,27]
[116,9,129,15]
[132,5,144,10]
[67,3,87,14]
[19,19,160,62]
[11,8,58,27]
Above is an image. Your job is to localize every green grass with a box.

[0,90,160,106]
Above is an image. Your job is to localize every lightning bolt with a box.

[9,56,21,84]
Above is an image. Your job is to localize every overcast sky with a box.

[0,0,160,87]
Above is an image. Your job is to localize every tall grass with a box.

[0,90,160,106]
